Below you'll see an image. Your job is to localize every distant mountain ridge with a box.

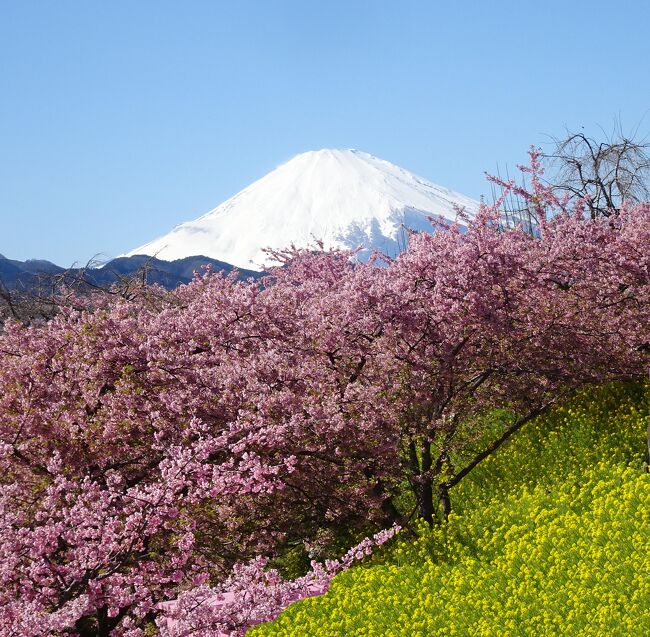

[0,254,258,292]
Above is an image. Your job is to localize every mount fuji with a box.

[127,149,480,271]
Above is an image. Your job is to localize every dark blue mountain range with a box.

[0,253,259,292]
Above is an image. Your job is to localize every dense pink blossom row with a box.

[158,525,400,637]
[0,152,647,635]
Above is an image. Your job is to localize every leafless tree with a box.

[0,257,169,330]
[489,123,650,229]
[0,278,61,327]
[543,123,650,218]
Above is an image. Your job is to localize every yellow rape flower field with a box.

[252,384,650,636]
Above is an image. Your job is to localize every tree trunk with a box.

[97,607,110,637]
[439,485,451,521]
[365,468,403,526]
[74,606,127,637]
[418,441,434,525]
[74,615,98,637]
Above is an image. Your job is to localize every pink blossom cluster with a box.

[157,525,400,637]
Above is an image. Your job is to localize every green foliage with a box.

[252,384,650,636]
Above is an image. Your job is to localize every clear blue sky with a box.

[2,0,649,265]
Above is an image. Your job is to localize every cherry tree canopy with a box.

[0,158,648,635]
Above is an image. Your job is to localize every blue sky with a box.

[2,0,649,265]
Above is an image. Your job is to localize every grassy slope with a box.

[252,384,650,636]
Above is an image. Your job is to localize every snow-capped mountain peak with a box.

[127,149,479,270]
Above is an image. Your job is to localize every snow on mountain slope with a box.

[127,149,480,271]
